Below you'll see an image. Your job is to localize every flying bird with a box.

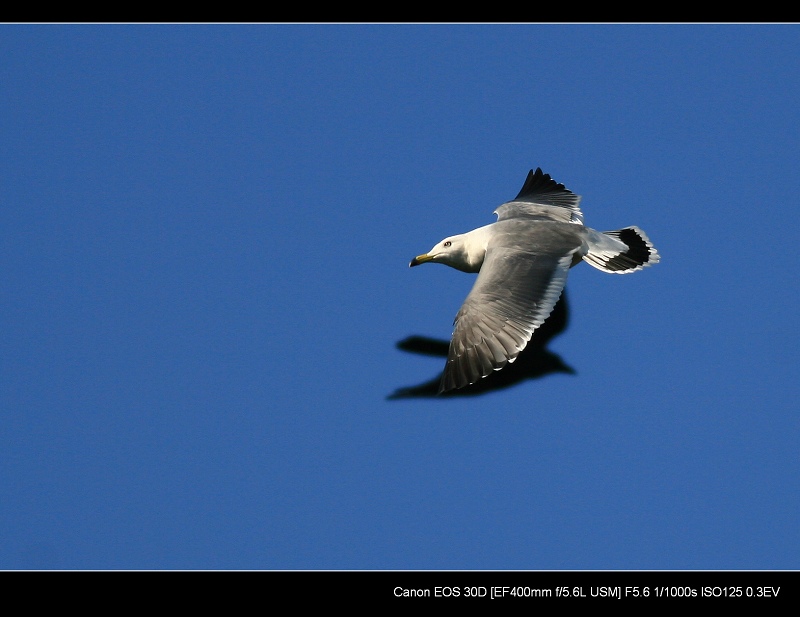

[409,168,659,394]
[389,290,574,399]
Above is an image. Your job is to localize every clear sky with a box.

[2,23,799,570]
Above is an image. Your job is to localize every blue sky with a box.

[2,23,799,570]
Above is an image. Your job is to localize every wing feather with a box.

[439,243,577,393]
[494,168,584,224]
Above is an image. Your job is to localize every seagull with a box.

[409,168,659,394]
[389,290,574,399]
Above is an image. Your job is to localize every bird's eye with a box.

[444,241,451,247]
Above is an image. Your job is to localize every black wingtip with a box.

[513,167,573,202]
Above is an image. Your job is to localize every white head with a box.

[409,227,490,273]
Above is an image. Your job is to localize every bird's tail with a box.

[582,226,660,273]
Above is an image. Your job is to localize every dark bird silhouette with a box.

[388,291,575,399]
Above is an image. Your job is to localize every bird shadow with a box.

[388,291,575,399]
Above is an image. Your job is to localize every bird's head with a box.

[409,233,477,273]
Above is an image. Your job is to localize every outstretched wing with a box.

[494,168,584,224]
[439,241,578,393]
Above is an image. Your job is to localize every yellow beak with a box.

[409,253,434,267]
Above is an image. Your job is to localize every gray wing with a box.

[439,243,578,393]
[494,168,584,224]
